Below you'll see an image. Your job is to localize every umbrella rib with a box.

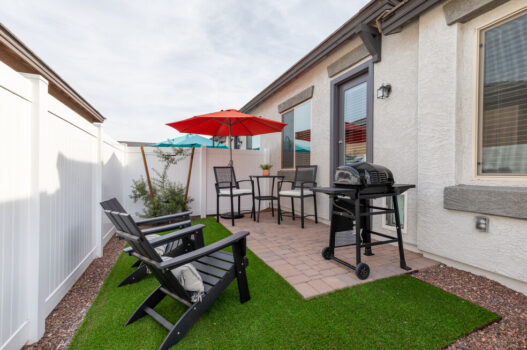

[179,117,214,133]
[239,119,253,136]
[249,117,284,132]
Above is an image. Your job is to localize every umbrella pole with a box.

[141,146,155,203]
[228,123,233,166]
[184,147,195,201]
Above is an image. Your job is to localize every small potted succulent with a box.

[260,164,273,176]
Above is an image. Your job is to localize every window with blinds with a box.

[478,10,527,175]
[281,101,311,168]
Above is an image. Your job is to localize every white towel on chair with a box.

[171,263,205,302]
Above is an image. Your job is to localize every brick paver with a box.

[221,211,438,298]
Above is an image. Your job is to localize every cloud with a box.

[0,0,369,142]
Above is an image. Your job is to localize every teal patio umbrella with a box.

[153,133,228,148]
[153,134,228,200]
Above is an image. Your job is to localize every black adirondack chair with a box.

[277,165,318,228]
[105,210,250,350]
[101,198,201,286]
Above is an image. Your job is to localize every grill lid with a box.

[334,162,394,186]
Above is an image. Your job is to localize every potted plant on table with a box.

[260,164,273,176]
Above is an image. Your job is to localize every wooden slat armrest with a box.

[159,231,250,270]
[141,220,191,235]
[121,224,205,255]
[135,211,192,226]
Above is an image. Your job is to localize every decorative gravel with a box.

[22,236,124,350]
[413,264,527,350]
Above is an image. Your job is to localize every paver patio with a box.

[221,210,438,298]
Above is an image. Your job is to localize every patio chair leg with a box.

[125,286,166,326]
[252,195,256,221]
[238,196,241,216]
[230,195,235,226]
[301,196,305,229]
[313,194,318,224]
[271,199,274,217]
[216,195,220,222]
[118,264,148,287]
[257,198,261,222]
[291,198,295,220]
[277,196,281,224]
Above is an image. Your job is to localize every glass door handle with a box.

[338,140,343,144]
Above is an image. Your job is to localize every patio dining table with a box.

[250,174,284,222]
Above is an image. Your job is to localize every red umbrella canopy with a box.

[166,109,287,136]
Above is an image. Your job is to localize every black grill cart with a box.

[312,184,415,280]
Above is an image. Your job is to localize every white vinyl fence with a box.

[0,61,267,350]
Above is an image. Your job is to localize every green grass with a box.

[70,218,498,349]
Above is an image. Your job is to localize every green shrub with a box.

[130,147,192,218]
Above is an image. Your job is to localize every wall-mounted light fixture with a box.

[475,216,489,232]
[377,83,391,99]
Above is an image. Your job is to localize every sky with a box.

[0,0,369,142]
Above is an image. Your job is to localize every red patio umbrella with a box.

[167,109,287,165]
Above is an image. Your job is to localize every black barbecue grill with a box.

[312,162,415,280]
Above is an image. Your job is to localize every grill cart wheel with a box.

[321,247,332,260]
[356,263,370,280]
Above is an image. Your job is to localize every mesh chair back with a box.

[292,165,317,189]
[106,210,191,301]
[213,166,239,190]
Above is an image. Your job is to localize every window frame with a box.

[475,8,527,179]
[381,192,408,234]
[280,100,312,169]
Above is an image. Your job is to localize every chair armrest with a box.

[237,179,253,184]
[135,211,192,226]
[122,224,205,254]
[300,181,317,189]
[278,180,294,191]
[237,179,254,190]
[140,220,191,235]
[158,231,250,270]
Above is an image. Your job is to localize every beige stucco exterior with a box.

[247,0,527,294]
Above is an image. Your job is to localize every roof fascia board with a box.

[382,0,443,35]
[0,23,105,122]
[240,0,397,113]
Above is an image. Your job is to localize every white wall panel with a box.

[0,64,33,350]
[101,134,126,242]
[40,98,98,314]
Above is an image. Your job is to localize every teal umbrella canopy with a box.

[153,134,228,148]
[295,140,310,153]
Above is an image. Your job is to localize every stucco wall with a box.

[415,0,527,294]
[247,0,527,294]
[371,20,420,249]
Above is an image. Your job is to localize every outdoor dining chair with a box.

[277,165,318,228]
[105,210,250,350]
[100,198,201,286]
[213,166,255,226]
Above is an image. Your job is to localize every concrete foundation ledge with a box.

[444,185,527,220]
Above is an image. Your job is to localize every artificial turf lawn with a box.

[70,217,499,350]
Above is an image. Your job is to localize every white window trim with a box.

[381,192,408,234]
[472,7,527,180]
[281,100,313,170]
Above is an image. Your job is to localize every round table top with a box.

[249,174,285,178]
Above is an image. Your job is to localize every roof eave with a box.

[0,22,105,122]
[239,0,399,113]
